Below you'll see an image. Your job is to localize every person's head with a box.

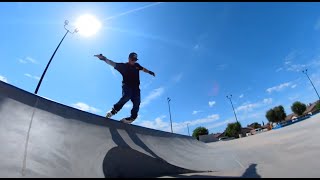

[128,52,138,65]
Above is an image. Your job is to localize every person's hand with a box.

[149,71,155,77]
[94,54,106,61]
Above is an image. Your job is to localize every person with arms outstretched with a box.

[94,52,155,124]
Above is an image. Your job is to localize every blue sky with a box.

[1,2,320,136]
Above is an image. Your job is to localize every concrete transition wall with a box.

[0,81,240,178]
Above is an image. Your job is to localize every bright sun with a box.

[75,14,102,37]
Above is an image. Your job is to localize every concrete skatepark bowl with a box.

[1,81,320,178]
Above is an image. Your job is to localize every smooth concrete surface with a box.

[0,81,237,178]
[160,113,320,178]
[1,80,320,178]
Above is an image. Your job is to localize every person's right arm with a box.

[94,54,116,67]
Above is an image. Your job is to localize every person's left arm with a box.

[138,64,155,77]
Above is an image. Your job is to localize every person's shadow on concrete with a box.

[171,164,261,178]
[103,127,201,178]
[242,164,260,178]
[103,125,261,178]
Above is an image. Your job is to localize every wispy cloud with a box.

[291,84,297,89]
[277,51,320,73]
[266,82,292,93]
[141,79,154,90]
[284,51,297,62]
[263,98,273,104]
[276,67,283,72]
[104,2,164,21]
[183,114,220,127]
[140,87,164,108]
[236,98,273,113]
[138,114,220,134]
[206,119,232,130]
[172,73,183,83]
[19,57,38,64]
[26,57,37,64]
[24,73,40,80]
[125,87,165,109]
[19,59,27,64]
[192,110,203,115]
[275,51,308,72]
[247,112,265,119]
[288,94,300,101]
[124,103,132,109]
[72,102,101,113]
[138,115,169,130]
[239,94,244,98]
[109,66,117,78]
[236,102,260,112]
[286,64,307,72]
[0,75,8,83]
[208,101,216,107]
[193,44,200,50]
[284,61,291,65]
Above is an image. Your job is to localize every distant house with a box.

[213,133,223,139]
[247,122,262,129]
[240,127,254,137]
[303,100,320,115]
[261,123,272,130]
[285,113,298,121]
[221,127,255,138]
[284,100,320,121]
[199,132,224,143]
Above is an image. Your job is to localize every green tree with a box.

[266,108,277,123]
[225,121,242,138]
[192,127,209,140]
[266,105,287,123]
[274,105,287,121]
[291,101,307,116]
[317,102,320,110]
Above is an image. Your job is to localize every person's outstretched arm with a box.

[141,66,155,77]
[94,54,116,67]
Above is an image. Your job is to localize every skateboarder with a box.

[94,52,155,124]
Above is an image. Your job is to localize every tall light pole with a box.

[302,69,320,101]
[167,97,173,133]
[34,20,78,94]
[187,123,190,136]
[226,94,239,122]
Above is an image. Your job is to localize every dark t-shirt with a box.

[115,62,143,87]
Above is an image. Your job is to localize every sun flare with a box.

[75,14,102,37]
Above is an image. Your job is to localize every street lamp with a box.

[302,69,320,101]
[34,20,78,94]
[226,94,239,122]
[167,97,173,133]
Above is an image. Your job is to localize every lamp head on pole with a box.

[302,69,308,74]
[226,94,232,99]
